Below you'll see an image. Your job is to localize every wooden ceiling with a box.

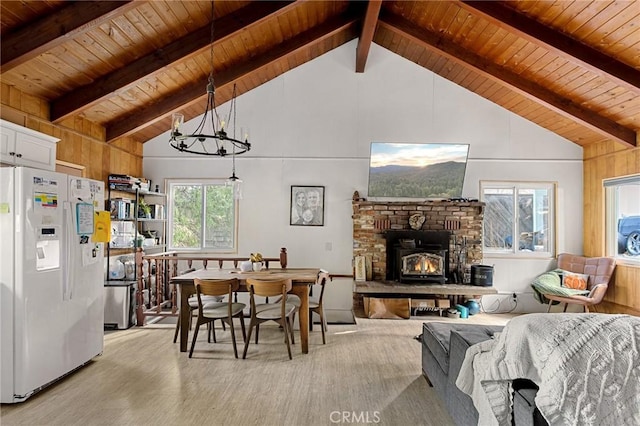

[1,1,638,149]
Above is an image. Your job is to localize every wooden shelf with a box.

[108,247,137,255]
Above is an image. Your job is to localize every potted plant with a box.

[250,252,264,271]
[138,199,152,219]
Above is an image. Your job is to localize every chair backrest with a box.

[315,270,330,302]
[245,278,292,298]
[557,253,616,290]
[194,278,239,302]
[246,279,292,317]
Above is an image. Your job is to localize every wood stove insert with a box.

[384,230,451,284]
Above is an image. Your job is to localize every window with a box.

[605,174,640,262]
[481,181,556,257]
[167,179,237,251]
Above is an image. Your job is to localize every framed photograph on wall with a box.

[290,185,325,226]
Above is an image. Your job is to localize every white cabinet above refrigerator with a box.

[0,119,59,171]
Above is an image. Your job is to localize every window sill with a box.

[484,252,555,260]
[613,257,640,268]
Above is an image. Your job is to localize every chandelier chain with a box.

[168,0,251,158]
[209,0,215,87]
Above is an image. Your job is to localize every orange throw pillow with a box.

[562,272,589,290]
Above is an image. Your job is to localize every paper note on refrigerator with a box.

[76,203,94,235]
[34,192,58,209]
[93,211,110,243]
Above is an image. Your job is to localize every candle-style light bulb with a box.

[172,113,184,134]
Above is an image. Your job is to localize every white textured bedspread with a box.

[455,313,640,425]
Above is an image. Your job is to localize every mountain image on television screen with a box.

[367,143,469,198]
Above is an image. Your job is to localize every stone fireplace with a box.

[352,200,485,283]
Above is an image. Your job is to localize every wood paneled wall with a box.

[583,141,640,316]
[0,83,142,182]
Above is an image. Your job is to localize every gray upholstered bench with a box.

[421,322,546,426]
[422,322,504,425]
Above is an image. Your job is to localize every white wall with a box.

[144,40,583,315]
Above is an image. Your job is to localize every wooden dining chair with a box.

[173,268,226,344]
[309,270,330,344]
[189,278,246,358]
[243,278,297,360]
[282,269,330,344]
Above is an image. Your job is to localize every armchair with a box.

[544,253,616,313]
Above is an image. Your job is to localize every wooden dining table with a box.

[170,267,321,354]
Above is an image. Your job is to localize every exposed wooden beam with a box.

[379,10,637,148]
[355,0,382,73]
[106,13,360,142]
[457,0,640,95]
[1,1,138,72]
[51,1,296,123]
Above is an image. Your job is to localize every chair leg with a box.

[189,321,201,358]
[563,303,568,312]
[228,318,238,359]
[283,319,292,360]
[211,322,217,343]
[239,312,247,342]
[285,311,296,343]
[286,317,295,345]
[173,314,180,343]
[547,300,553,313]
[318,308,326,345]
[290,317,295,345]
[255,324,260,344]
[242,319,255,359]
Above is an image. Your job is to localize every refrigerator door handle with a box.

[63,201,72,301]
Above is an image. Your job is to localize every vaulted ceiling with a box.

[1,1,638,149]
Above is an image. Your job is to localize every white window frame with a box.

[166,178,238,253]
[480,180,556,258]
[604,174,640,265]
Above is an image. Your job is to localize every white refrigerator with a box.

[0,166,105,403]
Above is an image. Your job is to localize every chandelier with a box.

[169,2,250,158]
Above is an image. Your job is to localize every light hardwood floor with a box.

[0,313,515,426]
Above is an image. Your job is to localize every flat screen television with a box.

[367,142,470,199]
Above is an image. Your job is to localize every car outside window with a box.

[605,174,640,262]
